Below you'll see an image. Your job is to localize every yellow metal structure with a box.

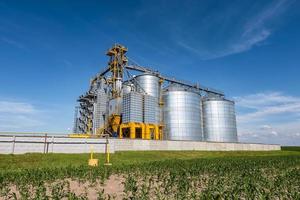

[109,114,121,133]
[69,134,92,138]
[144,124,158,139]
[106,44,128,135]
[106,44,128,99]
[119,122,161,140]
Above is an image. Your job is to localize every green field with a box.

[1,148,299,199]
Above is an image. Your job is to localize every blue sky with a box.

[0,0,300,145]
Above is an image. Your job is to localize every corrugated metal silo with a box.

[163,85,202,141]
[135,73,161,124]
[122,92,143,123]
[202,97,238,142]
[135,73,160,98]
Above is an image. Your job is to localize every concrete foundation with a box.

[0,135,280,154]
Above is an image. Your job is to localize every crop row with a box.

[0,155,299,199]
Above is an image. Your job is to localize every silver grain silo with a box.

[135,73,160,99]
[134,73,161,124]
[163,85,202,141]
[202,97,238,142]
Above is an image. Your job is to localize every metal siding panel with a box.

[163,89,202,141]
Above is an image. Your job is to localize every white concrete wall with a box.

[0,135,280,154]
[111,139,281,151]
[0,136,110,154]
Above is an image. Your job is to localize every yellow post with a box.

[88,145,98,167]
[104,136,112,166]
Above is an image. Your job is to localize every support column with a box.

[119,125,123,139]
[141,123,146,139]
[145,124,150,140]
[129,123,136,139]
[155,125,159,140]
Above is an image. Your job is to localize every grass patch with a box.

[282,146,300,151]
[0,150,298,171]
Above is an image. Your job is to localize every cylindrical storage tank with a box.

[202,97,238,142]
[163,85,202,141]
[135,73,160,99]
[135,73,161,124]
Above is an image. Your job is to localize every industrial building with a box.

[72,44,238,142]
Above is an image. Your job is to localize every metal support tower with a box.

[106,44,128,99]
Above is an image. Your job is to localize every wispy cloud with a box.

[0,36,26,49]
[235,91,300,145]
[176,0,292,59]
[62,59,74,68]
[0,100,43,131]
[235,92,300,122]
[243,0,291,37]
[0,101,37,114]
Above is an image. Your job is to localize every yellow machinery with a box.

[119,122,162,140]
[109,114,121,133]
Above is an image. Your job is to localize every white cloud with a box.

[260,124,272,130]
[271,130,278,136]
[229,29,271,55]
[235,91,300,145]
[0,100,44,131]
[234,92,300,108]
[235,92,300,122]
[0,101,37,114]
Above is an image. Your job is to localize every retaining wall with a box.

[112,139,280,151]
[0,135,280,154]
